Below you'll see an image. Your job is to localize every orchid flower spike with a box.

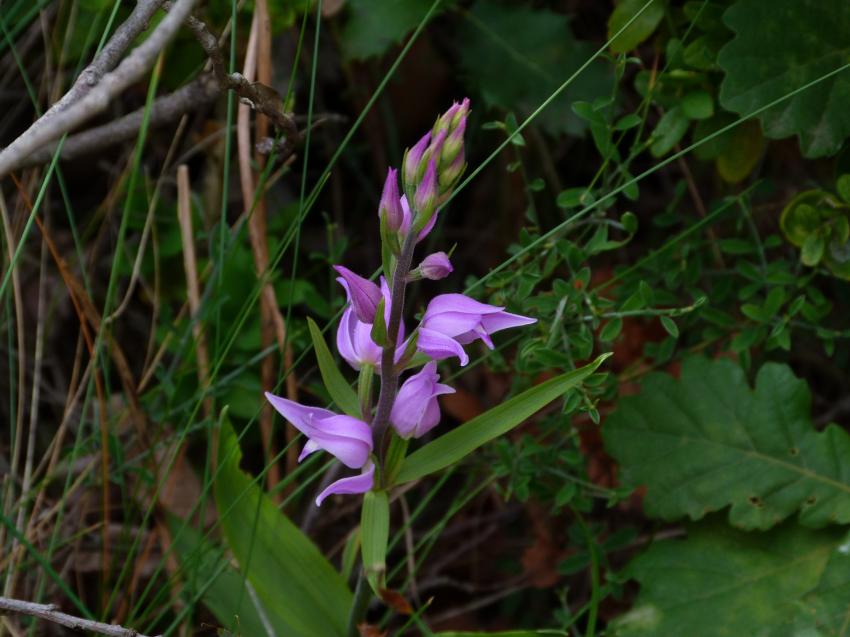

[390,361,455,439]
[264,394,375,505]
[417,293,536,366]
[334,265,381,324]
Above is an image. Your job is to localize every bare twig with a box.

[0,0,198,178]
[0,597,160,637]
[15,75,220,170]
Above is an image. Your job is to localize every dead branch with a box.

[0,596,161,637]
[0,0,198,178]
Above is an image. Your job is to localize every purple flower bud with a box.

[334,265,382,324]
[403,132,431,189]
[414,159,438,216]
[441,117,466,167]
[417,293,536,365]
[378,168,403,232]
[439,152,465,190]
[426,129,447,169]
[399,195,437,242]
[389,361,455,438]
[419,252,453,280]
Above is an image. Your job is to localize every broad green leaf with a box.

[340,0,437,61]
[215,413,352,637]
[307,317,360,417]
[361,490,389,595]
[607,0,665,54]
[603,358,850,530]
[397,354,610,483]
[458,2,613,136]
[611,520,846,636]
[716,118,764,183]
[169,518,270,637]
[718,0,850,158]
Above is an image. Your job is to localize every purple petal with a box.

[336,306,381,370]
[424,293,503,319]
[334,265,381,324]
[315,462,375,506]
[420,252,453,280]
[417,327,469,366]
[404,132,431,185]
[414,159,438,213]
[480,310,537,333]
[298,439,320,463]
[379,168,403,231]
[265,393,336,429]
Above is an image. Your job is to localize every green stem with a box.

[346,570,372,637]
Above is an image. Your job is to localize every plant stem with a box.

[371,230,417,450]
[346,570,372,637]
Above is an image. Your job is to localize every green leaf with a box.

[681,90,714,120]
[168,518,270,637]
[215,413,352,636]
[340,0,436,61]
[361,490,389,595]
[611,520,847,636]
[600,318,624,342]
[650,107,689,157]
[801,233,825,266]
[718,0,850,158]
[397,354,611,483]
[307,317,360,417]
[659,316,679,338]
[607,0,665,54]
[459,2,613,136]
[716,119,764,183]
[837,174,850,204]
[602,358,850,530]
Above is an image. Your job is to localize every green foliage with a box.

[458,2,613,136]
[169,520,269,637]
[360,490,389,594]
[307,317,361,416]
[214,413,352,637]
[780,182,850,279]
[607,0,665,54]
[718,0,850,158]
[396,354,611,484]
[612,521,850,636]
[603,358,850,530]
[340,0,437,61]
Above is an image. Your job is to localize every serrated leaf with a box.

[602,358,850,530]
[612,520,846,636]
[397,354,611,483]
[459,2,612,136]
[717,0,850,158]
[607,0,665,54]
[215,413,352,636]
[307,317,360,417]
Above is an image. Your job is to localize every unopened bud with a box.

[379,168,403,232]
[414,159,438,220]
[403,132,431,191]
[438,152,465,192]
[418,252,453,280]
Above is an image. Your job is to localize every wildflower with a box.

[403,131,431,191]
[417,293,536,365]
[399,195,437,242]
[334,265,381,324]
[264,393,375,505]
[417,252,453,280]
[336,277,406,370]
[379,168,403,232]
[390,361,455,439]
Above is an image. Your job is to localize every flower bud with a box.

[438,152,465,191]
[334,265,382,324]
[403,132,431,191]
[413,159,438,223]
[418,252,453,280]
[440,117,465,168]
[379,168,403,232]
[389,361,455,439]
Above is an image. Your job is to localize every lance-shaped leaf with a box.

[603,357,850,530]
[214,412,352,637]
[308,317,360,417]
[611,520,847,636]
[396,354,610,484]
[361,490,389,595]
[717,0,850,158]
